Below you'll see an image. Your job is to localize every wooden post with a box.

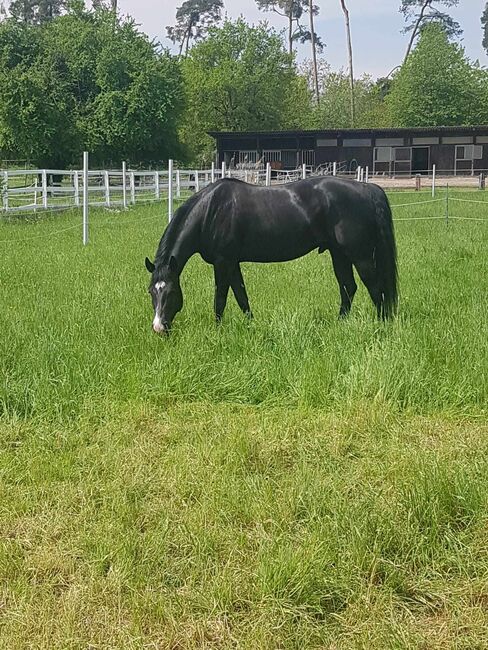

[74,171,79,207]
[302,163,307,180]
[194,170,199,193]
[266,162,271,187]
[415,174,421,191]
[2,171,8,211]
[333,162,337,176]
[479,172,485,190]
[176,170,181,198]
[154,171,160,200]
[211,162,215,183]
[221,161,226,179]
[130,172,135,205]
[122,161,127,209]
[432,164,436,198]
[42,169,48,209]
[104,170,110,207]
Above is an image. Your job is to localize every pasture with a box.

[1,193,487,648]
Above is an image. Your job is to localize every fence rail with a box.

[2,158,488,225]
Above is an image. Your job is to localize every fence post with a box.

[432,164,436,198]
[365,166,369,183]
[83,151,89,245]
[104,170,110,207]
[195,170,200,193]
[122,161,127,209]
[479,172,485,190]
[445,183,449,226]
[245,170,248,183]
[356,166,361,182]
[34,177,38,208]
[74,171,79,207]
[302,163,306,180]
[130,172,135,205]
[42,169,48,209]
[168,159,173,222]
[266,162,271,187]
[154,171,160,201]
[2,171,8,211]
[415,174,421,192]
[176,170,181,198]
[333,162,337,177]
[211,162,215,183]
[221,161,226,179]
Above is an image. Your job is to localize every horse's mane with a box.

[154,184,214,269]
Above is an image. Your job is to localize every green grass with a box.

[1,193,487,648]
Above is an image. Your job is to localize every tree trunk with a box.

[340,0,355,127]
[403,0,431,64]
[288,6,293,57]
[309,0,319,103]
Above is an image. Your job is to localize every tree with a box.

[386,23,487,127]
[482,2,488,54]
[166,0,223,57]
[0,6,185,167]
[339,0,355,127]
[400,0,461,63]
[8,0,66,24]
[255,0,316,56]
[181,19,313,164]
[307,0,322,103]
[300,60,388,129]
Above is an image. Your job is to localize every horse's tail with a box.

[374,190,398,319]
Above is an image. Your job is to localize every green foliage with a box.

[400,0,461,40]
[180,19,313,165]
[301,60,388,129]
[8,0,66,24]
[386,23,488,127]
[166,0,223,57]
[0,7,185,167]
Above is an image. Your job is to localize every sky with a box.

[111,0,487,78]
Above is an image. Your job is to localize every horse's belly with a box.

[240,234,318,263]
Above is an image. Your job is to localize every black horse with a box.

[145,176,397,333]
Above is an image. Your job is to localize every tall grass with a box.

[0,195,487,421]
[1,193,487,648]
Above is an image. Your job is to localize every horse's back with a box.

[198,177,389,263]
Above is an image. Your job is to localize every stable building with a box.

[209,126,488,176]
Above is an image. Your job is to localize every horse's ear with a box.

[168,256,178,273]
[145,257,155,273]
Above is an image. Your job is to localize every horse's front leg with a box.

[213,261,232,323]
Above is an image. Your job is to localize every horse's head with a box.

[145,256,183,334]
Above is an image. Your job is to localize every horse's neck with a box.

[164,224,197,273]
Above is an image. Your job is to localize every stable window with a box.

[374,147,392,162]
[456,145,483,161]
[343,138,372,147]
[394,147,411,162]
[238,150,259,164]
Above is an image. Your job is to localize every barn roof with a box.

[209,126,488,138]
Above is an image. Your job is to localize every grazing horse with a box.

[145,176,397,333]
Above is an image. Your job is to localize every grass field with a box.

[1,192,487,648]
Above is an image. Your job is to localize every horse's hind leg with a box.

[330,248,357,318]
[231,264,253,319]
[353,257,383,319]
[213,261,232,322]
